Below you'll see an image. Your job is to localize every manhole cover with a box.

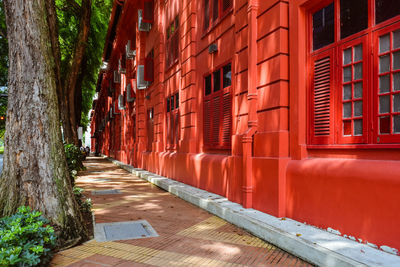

[94,220,158,242]
[91,189,121,195]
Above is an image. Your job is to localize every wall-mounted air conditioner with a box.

[137,65,149,89]
[126,82,136,102]
[109,107,114,119]
[118,59,126,74]
[138,9,151,32]
[118,94,125,110]
[126,40,136,59]
[113,70,121,83]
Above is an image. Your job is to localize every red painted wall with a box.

[90,0,400,252]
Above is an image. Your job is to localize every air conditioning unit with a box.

[126,40,136,59]
[126,82,136,102]
[118,94,125,110]
[137,65,149,89]
[109,107,114,119]
[113,70,121,83]
[138,9,151,32]
[118,59,126,74]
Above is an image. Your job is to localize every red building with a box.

[91,0,400,252]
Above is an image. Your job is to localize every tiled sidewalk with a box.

[51,157,312,267]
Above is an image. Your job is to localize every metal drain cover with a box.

[94,220,158,242]
[91,189,121,195]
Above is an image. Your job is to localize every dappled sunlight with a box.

[200,242,242,259]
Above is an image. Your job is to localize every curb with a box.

[103,156,400,267]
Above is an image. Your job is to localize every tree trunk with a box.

[0,0,87,246]
[65,0,92,145]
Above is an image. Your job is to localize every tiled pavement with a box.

[51,157,313,267]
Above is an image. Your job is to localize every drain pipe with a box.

[242,0,259,209]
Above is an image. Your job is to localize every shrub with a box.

[64,143,85,184]
[0,206,57,266]
[73,187,92,214]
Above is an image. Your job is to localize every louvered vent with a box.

[212,95,221,144]
[221,92,232,146]
[313,57,331,136]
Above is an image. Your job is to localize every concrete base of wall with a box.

[104,155,400,267]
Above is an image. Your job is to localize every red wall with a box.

[90,0,400,252]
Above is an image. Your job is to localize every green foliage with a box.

[0,206,57,266]
[0,1,8,86]
[64,143,85,184]
[73,187,92,214]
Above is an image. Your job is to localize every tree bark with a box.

[0,0,87,246]
[65,0,92,145]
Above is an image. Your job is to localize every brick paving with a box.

[51,157,313,267]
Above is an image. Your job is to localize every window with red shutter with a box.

[144,49,154,82]
[166,16,179,69]
[309,1,400,146]
[204,63,232,149]
[166,92,179,149]
[142,0,153,23]
[203,0,233,32]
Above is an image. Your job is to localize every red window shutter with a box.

[221,92,232,147]
[144,56,154,82]
[143,0,153,23]
[212,94,222,145]
[174,111,179,145]
[222,0,232,12]
[204,0,210,30]
[212,0,219,22]
[204,99,213,146]
[310,51,334,144]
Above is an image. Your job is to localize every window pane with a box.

[223,63,232,88]
[379,34,390,53]
[343,84,352,100]
[393,73,400,91]
[171,95,175,110]
[343,102,352,118]
[212,0,219,22]
[379,55,390,73]
[379,75,390,93]
[204,0,210,30]
[340,0,368,39]
[394,115,400,133]
[343,48,352,65]
[394,30,400,49]
[343,66,352,82]
[394,94,400,112]
[354,119,363,135]
[313,3,334,50]
[376,0,400,24]
[343,120,352,135]
[380,95,390,114]
[205,75,212,95]
[380,116,391,134]
[167,97,170,112]
[354,101,363,117]
[175,93,179,109]
[213,69,221,92]
[354,44,363,62]
[393,51,400,70]
[354,82,363,98]
[354,63,363,80]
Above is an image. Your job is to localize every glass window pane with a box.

[343,66,352,82]
[354,44,363,62]
[343,84,352,100]
[170,95,174,110]
[354,82,363,98]
[379,34,390,54]
[343,102,352,118]
[354,101,363,117]
[393,51,400,70]
[394,115,400,133]
[394,93,400,112]
[380,95,390,114]
[394,30,400,49]
[393,73,400,91]
[213,69,221,92]
[354,119,363,135]
[223,63,232,88]
[380,116,391,134]
[205,75,212,95]
[343,120,352,135]
[379,55,390,73]
[313,3,334,50]
[340,0,368,39]
[166,97,170,112]
[354,63,363,80]
[175,93,179,109]
[379,75,390,93]
[376,0,400,24]
[343,48,352,65]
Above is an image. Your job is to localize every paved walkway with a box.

[51,157,312,267]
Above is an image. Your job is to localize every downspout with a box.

[242,0,259,209]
